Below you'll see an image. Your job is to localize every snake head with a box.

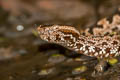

[37,25,80,44]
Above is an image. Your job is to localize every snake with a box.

[37,15,120,59]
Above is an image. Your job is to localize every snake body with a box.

[37,25,120,59]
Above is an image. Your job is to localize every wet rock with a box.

[48,54,66,64]
[72,66,87,75]
[108,58,118,66]
[74,55,95,62]
[38,68,55,76]
[16,25,24,31]
[66,58,74,63]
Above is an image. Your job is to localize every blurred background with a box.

[0,0,120,80]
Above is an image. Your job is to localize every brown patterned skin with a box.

[37,25,120,59]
